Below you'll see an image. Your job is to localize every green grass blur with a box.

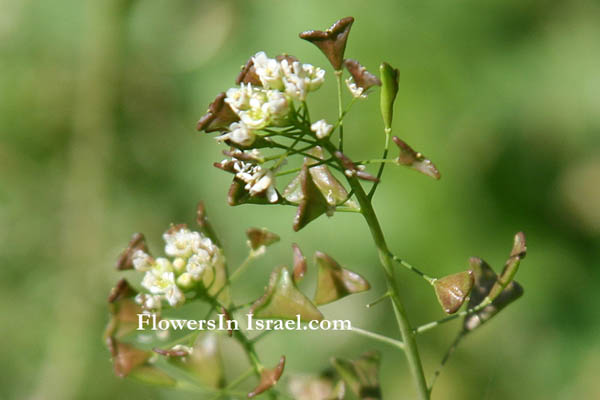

[1,0,599,399]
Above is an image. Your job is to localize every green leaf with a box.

[331,351,381,400]
[379,62,399,130]
[433,271,474,314]
[314,251,371,306]
[250,266,324,322]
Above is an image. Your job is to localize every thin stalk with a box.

[322,139,430,400]
[390,253,436,285]
[350,326,405,350]
[414,298,492,335]
[335,70,345,151]
[368,127,392,199]
[429,331,466,393]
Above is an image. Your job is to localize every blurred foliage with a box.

[1,0,599,399]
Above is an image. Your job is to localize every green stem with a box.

[390,253,436,285]
[335,70,345,151]
[350,326,405,350]
[368,127,392,199]
[322,139,430,400]
[414,298,492,335]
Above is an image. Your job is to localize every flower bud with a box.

[379,62,399,129]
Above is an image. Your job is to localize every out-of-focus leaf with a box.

[464,281,524,332]
[314,251,370,305]
[106,337,150,378]
[246,227,280,250]
[248,356,286,398]
[292,243,307,283]
[433,270,474,314]
[128,365,177,387]
[379,62,399,129]
[288,375,345,400]
[489,232,527,299]
[105,279,143,340]
[196,201,221,247]
[463,232,527,331]
[156,334,225,389]
[283,164,330,232]
[116,233,149,270]
[392,136,440,180]
[250,266,324,322]
[299,17,354,70]
[331,351,381,400]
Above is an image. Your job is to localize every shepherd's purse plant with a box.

[104,16,527,400]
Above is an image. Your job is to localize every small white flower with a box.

[234,162,278,203]
[301,63,325,92]
[163,227,200,258]
[171,344,193,354]
[132,249,153,271]
[217,121,256,146]
[311,119,333,139]
[141,270,185,307]
[186,252,209,280]
[264,90,289,124]
[240,106,270,130]
[224,84,253,112]
[252,52,284,90]
[164,284,185,307]
[154,257,174,273]
[281,60,325,100]
[135,293,162,310]
[345,77,366,98]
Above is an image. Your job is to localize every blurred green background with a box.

[2,0,599,399]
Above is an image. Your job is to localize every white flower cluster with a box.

[217,52,325,146]
[134,226,225,307]
[231,156,278,203]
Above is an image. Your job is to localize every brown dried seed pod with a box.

[344,59,381,90]
[116,233,149,270]
[299,17,354,70]
[197,92,239,133]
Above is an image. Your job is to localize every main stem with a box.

[349,178,430,400]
